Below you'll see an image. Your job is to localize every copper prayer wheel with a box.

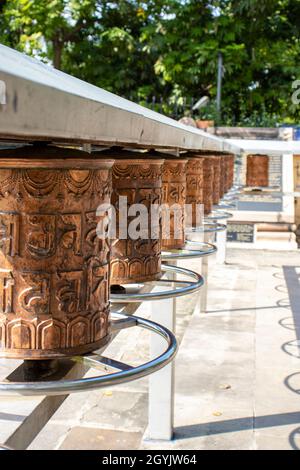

[185,157,204,227]
[161,158,188,250]
[228,154,235,189]
[212,156,221,205]
[220,155,226,197]
[98,150,164,285]
[202,156,215,215]
[0,146,114,359]
[223,156,228,193]
[225,155,230,192]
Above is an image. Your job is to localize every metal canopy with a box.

[0,44,240,153]
[226,138,300,156]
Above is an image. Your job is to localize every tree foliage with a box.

[1,0,300,125]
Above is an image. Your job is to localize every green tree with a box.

[0,0,97,69]
[1,0,300,125]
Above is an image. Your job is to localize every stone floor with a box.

[29,248,300,450]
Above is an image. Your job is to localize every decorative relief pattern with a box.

[113,163,162,181]
[25,213,82,259]
[230,155,235,188]
[161,160,187,250]
[212,157,221,205]
[0,169,111,201]
[186,158,204,227]
[19,273,50,316]
[227,154,235,190]
[0,154,113,359]
[0,271,14,314]
[220,156,226,198]
[0,213,20,256]
[202,156,215,215]
[110,157,163,284]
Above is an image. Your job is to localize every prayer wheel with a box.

[212,156,221,205]
[228,154,235,189]
[97,150,164,285]
[202,156,215,215]
[220,155,226,198]
[161,158,188,250]
[185,157,204,227]
[0,145,114,359]
[225,155,230,192]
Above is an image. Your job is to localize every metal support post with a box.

[148,261,176,440]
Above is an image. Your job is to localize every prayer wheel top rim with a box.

[0,158,114,169]
[162,158,188,164]
[110,158,164,164]
[0,145,115,169]
[181,151,232,158]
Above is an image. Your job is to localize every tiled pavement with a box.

[28,249,300,450]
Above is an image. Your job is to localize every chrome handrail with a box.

[110,264,204,303]
[205,210,233,221]
[162,242,217,260]
[213,202,236,210]
[186,222,227,234]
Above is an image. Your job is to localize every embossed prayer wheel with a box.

[212,156,221,205]
[202,156,215,215]
[185,157,204,227]
[224,154,233,192]
[220,155,226,198]
[161,158,188,250]
[228,154,235,189]
[224,155,230,192]
[0,145,114,359]
[97,150,164,285]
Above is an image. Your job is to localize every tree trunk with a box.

[52,38,63,70]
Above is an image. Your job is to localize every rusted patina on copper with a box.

[161,158,187,250]
[202,156,215,215]
[100,150,164,285]
[0,145,114,360]
[185,157,204,227]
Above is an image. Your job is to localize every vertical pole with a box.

[216,52,223,122]
[148,261,176,440]
[215,223,227,264]
[82,143,92,153]
[200,231,210,313]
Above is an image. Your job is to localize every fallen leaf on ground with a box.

[219,384,231,390]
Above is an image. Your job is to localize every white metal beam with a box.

[0,45,240,153]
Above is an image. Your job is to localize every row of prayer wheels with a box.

[0,146,234,360]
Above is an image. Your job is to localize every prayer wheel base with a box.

[0,333,112,360]
[110,271,161,286]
